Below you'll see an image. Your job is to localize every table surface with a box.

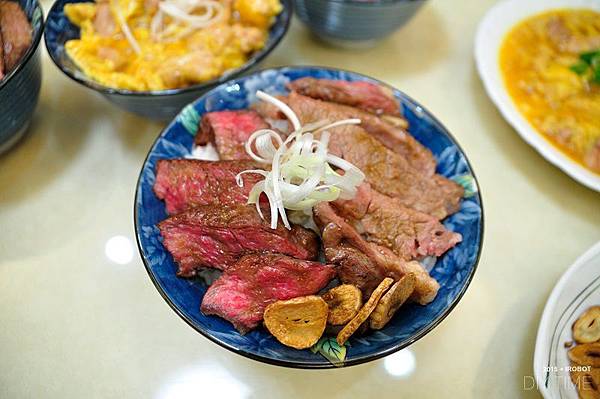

[1,0,599,397]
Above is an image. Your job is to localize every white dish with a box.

[533,241,600,399]
[474,0,600,192]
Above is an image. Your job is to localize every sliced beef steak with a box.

[201,254,335,333]
[325,243,387,300]
[153,159,263,215]
[288,77,402,116]
[0,1,32,72]
[286,94,434,175]
[347,108,433,176]
[333,183,462,260]
[195,110,269,160]
[158,204,319,277]
[287,93,463,219]
[314,203,439,304]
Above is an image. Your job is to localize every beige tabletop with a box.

[1,0,599,397]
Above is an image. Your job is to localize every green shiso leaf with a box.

[570,61,589,75]
[580,50,600,65]
[311,337,347,367]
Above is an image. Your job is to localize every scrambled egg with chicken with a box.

[64,0,282,91]
[500,9,600,173]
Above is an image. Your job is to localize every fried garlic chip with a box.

[570,368,600,399]
[569,343,600,367]
[264,296,328,349]
[369,273,416,330]
[322,284,362,326]
[336,277,394,346]
[573,306,600,344]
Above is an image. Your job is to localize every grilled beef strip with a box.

[314,202,440,305]
[201,253,335,333]
[195,110,270,160]
[332,183,462,261]
[287,92,463,220]
[158,204,319,277]
[153,159,263,215]
[288,77,402,117]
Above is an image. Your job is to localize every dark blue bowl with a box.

[134,66,483,368]
[44,0,292,120]
[294,0,426,47]
[0,0,44,153]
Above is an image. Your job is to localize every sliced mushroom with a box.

[322,284,363,326]
[574,306,600,344]
[263,296,328,350]
[336,277,394,346]
[569,343,600,367]
[369,273,416,330]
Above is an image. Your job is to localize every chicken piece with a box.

[158,50,223,88]
[97,46,129,71]
[93,0,116,37]
[546,15,600,53]
[232,24,266,53]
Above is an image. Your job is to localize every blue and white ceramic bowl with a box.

[0,0,44,154]
[44,0,292,120]
[134,66,484,368]
[294,0,427,47]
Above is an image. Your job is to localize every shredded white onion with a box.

[151,0,224,42]
[112,0,141,54]
[236,90,365,230]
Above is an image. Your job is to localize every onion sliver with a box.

[237,91,365,229]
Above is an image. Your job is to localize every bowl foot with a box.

[0,121,29,155]
[312,33,380,49]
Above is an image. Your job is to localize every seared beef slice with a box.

[288,77,402,116]
[333,183,462,260]
[0,1,32,72]
[286,87,434,175]
[287,93,463,219]
[158,205,319,277]
[196,110,269,160]
[153,159,263,215]
[201,254,335,333]
[314,203,439,304]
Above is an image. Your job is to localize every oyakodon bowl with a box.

[134,66,484,368]
[43,0,292,121]
[0,0,44,154]
[294,0,427,47]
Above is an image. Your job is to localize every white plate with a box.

[474,0,600,192]
[533,241,600,399]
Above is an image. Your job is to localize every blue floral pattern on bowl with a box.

[134,67,484,368]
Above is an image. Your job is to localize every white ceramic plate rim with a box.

[533,241,600,399]
[474,0,600,192]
